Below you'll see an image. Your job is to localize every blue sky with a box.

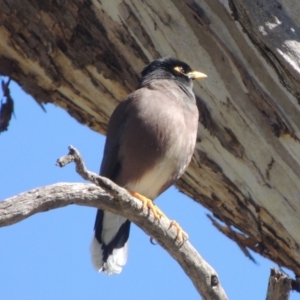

[0,81,297,300]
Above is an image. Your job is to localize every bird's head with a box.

[140,57,207,88]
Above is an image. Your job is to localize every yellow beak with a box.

[187,71,207,79]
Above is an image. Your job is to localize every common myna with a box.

[91,57,207,275]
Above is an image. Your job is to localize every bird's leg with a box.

[168,221,189,242]
[129,191,167,220]
[129,191,188,243]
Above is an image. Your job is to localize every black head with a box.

[140,57,206,88]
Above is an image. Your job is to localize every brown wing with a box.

[100,96,133,180]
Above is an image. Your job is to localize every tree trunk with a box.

[1,0,300,275]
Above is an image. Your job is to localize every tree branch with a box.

[265,268,291,300]
[0,146,228,300]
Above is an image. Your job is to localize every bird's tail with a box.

[90,210,131,275]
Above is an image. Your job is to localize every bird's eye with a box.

[174,66,185,74]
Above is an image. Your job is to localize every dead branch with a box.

[265,268,291,300]
[0,146,228,300]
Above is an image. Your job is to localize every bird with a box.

[90,57,207,275]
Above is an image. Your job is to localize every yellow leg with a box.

[129,191,167,220]
[169,220,189,242]
[129,191,188,243]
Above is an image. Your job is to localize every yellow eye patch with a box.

[174,66,185,74]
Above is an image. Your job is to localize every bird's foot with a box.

[129,191,188,243]
[168,220,189,243]
[129,191,167,221]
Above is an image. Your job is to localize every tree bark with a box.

[1,0,300,277]
[265,268,291,300]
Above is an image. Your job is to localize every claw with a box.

[169,220,189,243]
[150,237,157,245]
[129,191,167,220]
[129,191,188,244]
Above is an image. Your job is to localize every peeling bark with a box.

[1,0,300,278]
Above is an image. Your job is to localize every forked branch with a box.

[0,146,228,300]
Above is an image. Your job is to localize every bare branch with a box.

[0,146,228,300]
[56,145,131,201]
[265,268,291,300]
